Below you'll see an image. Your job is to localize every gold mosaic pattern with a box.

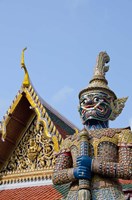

[1,117,56,173]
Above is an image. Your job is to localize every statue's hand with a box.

[77,155,92,169]
[73,166,92,180]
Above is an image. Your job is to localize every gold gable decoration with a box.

[20,48,63,150]
[0,117,56,184]
[22,83,63,152]
[0,48,63,153]
[2,117,56,172]
[0,49,64,184]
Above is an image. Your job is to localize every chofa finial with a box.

[21,47,30,87]
[21,47,27,67]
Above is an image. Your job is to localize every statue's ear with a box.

[109,97,128,121]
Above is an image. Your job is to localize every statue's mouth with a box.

[81,102,104,116]
[96,106,104,113]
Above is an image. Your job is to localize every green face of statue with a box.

[78,92,113,124]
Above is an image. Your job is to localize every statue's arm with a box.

[92,145,132,179]
[92,130,132,179]
[52,152,76,185]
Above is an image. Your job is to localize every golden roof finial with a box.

[21,47,30,87]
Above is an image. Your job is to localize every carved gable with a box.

[0,49,78,185]
[2,117,56,173]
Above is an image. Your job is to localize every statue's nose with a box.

[86,99,93,105]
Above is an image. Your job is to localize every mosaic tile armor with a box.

[53,128,132,199]
[52,52,132,199]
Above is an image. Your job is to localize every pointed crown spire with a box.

[79,51,117,99]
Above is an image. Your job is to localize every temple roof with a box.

[0,49,79,171]
[0,181,131,199]
[0,185,63,200]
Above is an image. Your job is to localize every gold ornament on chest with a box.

[70,129,119,159]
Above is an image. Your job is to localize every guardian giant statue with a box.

[52,52,132,200]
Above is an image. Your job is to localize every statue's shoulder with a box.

[59,135,72,153]
[59,131,80,153]
[117,127,132,146]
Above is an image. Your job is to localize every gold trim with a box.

[25,88,51,139]
[0,93,23,141]
[74,128,79,135]
[91,136,118,157]
[1,114,36,171]
[0,83,63,152]
[1,49,63,152]
[0,169,53,184]
[21,48,30,87]
[23,85,63,151]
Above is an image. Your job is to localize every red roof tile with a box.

[0,185,62,200]
[0,182,132,199]
[119,179,132,184]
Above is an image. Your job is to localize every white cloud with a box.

[52,86,74,103]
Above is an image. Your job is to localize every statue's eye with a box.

[81,99,87,105]
[94,97,99,102]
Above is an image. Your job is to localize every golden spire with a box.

[21,47,30,87]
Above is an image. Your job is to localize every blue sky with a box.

[0,0,132,129]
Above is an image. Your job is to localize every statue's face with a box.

[78,92,112,124]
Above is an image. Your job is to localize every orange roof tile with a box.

[119,179,132,184]
[0,185,62,200]
[0,182,132,199]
